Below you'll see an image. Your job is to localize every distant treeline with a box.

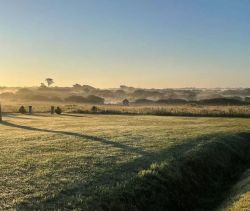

[0,88,105,104]
[133,98,250,106]
[0,86,250,105]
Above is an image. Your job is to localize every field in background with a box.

[1,101,250,117]
[0,114,250,210]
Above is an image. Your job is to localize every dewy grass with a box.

[91,133,250,211]
[0,114,249,210]
[218,168,250,211]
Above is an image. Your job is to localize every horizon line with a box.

[0,85,249,90]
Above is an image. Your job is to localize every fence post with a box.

[0,103,2,122]
[51,106,55,114]
[29,106,33,114]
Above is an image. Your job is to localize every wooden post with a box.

[29,106,33,114]
[51,106,55,114]
[0,103,2,122]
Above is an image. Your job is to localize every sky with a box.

[0,0,249,88]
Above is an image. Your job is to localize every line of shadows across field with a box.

[14,135,210,210]
[0,120,149,156]
[1,120,249,210]
[3,113,35,120]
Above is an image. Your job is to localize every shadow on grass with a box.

[13,130,246,210]
[2,119,249,210]
[61,113,89,118]
[0,121,149,157]
[3,113,35,120]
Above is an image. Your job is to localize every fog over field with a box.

[1,85,250,104]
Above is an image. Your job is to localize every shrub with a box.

[91,106,98,113]
[122,99,129,106]
[19,106,27,114]
[55,107,62,114]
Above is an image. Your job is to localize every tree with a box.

[91,106,98,113]
[73,83,82,89]
[122,99,129,106]
[40,83,47,88]
[45,78,54,87]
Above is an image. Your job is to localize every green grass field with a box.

[0,114,250,210]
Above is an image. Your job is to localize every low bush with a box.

[55,107,62,114]
[19,106,27,114]
[91,106,98,113]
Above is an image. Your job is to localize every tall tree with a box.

[45,78,54,87]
